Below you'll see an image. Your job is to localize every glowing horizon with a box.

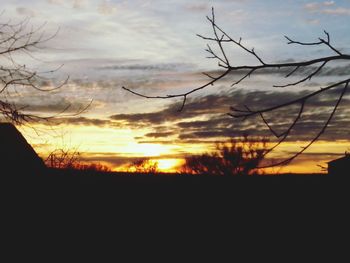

[2,0,350,174]
[21,123,349,174]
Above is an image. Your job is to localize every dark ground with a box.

[1,167,348,259]
[3,168,345,229]
[2,167,345,202]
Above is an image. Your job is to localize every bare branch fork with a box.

[0,15,91,125]
[123,7,350,167]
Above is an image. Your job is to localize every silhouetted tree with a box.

[0,16,90,125]
[181,136,269,176]
[45,148,81,169]
[123,8,349,167]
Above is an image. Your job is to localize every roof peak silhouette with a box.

[0,122,46,176]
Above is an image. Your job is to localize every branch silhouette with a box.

[0,15,91,125]
[123,8,350,167]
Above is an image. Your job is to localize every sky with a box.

[1,0,350,173]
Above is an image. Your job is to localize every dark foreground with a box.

[1,168,347,201]
[2,168,347,225]
[1,167,348,258]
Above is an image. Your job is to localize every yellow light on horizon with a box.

[112,158,183,173]
[21,123,350,174]
[127,143,170,157]
[156,158,184,172]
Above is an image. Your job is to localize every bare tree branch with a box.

[123,7,350,167]
[0,15,90,125]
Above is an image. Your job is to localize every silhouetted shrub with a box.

[72,163,111,172]
[181,135,269,176]
[45,148,111,172]
[127,158,159,174]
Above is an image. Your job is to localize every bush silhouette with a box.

[181,136,269,176]
[45,148,110,172]
[127,158,159,174]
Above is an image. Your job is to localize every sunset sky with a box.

[1,0,350,173]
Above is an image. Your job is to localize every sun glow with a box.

[156,158,184,172]
[126,143,171,157]
[22,123,350,174]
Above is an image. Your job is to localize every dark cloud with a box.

[15,98,89,114]
[318,64,350,76]
[179,130,237,140]
[206,63,350,78]
[144,132,175,138]
[26,116,122,129]
[50,117,121,127]
[97,63,193,72]
[177,117,232,129]
[111,87,350,143]
[110,93,231,125]
[136,140,178,145]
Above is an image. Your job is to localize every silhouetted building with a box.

[328,154,350,176]
[0,123,46,177]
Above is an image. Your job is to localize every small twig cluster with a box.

[45,148,81,169]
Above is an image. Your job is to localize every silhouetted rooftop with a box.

[328,154,350,164]
[327,153,349,176]
[0,122,45,176]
